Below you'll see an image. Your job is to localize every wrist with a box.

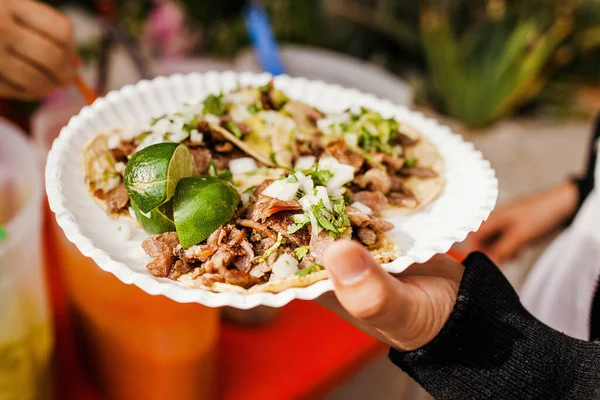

[554,180,580,226]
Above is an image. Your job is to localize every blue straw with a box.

[244,2,286,75]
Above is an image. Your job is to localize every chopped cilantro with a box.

[218,169,233,183]
[363,153,385,170]
[225,120,242,138]
[339,108,400,156]
[182,115,199,133]
[294,246,309,261]
[286,175,298,183]
[207,161,233,183]
[247,104,261,114]
[288,213,310,233]
[405,158,418,168]
[203,93,226,116]
[150,115,166,126]
[313,169,333,186]
[311,201,338,234]
[259,82,271,93]
[0,225,7,242]
[208,159,218,177]
[136,132,150,143]
[332,198,351,232]
[307,198,351,239]
[243,185,256,194]
[296,263,324,276]
[175,112,184,117]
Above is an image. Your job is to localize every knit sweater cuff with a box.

[389,252,600,399]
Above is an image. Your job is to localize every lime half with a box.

[173,176,240,248]
[124,143,193,213]
[130,199,175,234]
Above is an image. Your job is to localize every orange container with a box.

[45,196,220,400]
[37,98,220,400]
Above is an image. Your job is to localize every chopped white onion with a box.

[261,179,300,201]
[169,130,189,143]
[230,104,252,123]
[294,171,314,194]
[269,253,299,281]
[344,133,358,148]
[295,156,316,170]
[107,134,121,150]
[190,129,203,143]
[298,189,326,233]
[114,162,126,174]
[314,186,332,212]
[351,201,373,215]
[151,118,171,137]
[349,104,362,115]
[318,156,355,197]
[250,268,265,278]
[224,89,258,106]
[128,207,137,220]
[317,113,350,134]
[116,222,131,241]
[230,157,259,175]
[241,192,252,206]
[204,114,221,126]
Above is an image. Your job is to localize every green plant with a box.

[330,0,600,126]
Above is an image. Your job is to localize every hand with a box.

[466,181,579,264]
[318,241,464,351]
[0,0,77,100]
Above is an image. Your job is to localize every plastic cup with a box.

[35,89,220,399]
[0,118,53,400]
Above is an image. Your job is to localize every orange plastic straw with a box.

[74,75,97,105]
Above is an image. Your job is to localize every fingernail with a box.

[327,245,370,286]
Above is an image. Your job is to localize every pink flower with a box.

[143,1,202,59]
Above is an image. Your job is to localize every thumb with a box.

[323,241,415,337]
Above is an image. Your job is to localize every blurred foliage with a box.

[44,0,600,126]
[328,0,600,125]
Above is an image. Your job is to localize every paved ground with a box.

[328,116,595,400]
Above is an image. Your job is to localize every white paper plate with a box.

[46,72,498,309]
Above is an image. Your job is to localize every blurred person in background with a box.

[0,0,77,100]
[469,116,600,341]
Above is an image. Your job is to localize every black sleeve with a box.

[570,114,600,220]
[389,252,600,400]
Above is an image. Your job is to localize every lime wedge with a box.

[173,176,240,248]
[130,199,175,234]
[124,143,193,214]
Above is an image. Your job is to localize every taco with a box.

[82,83,442,294]
[213,91,445,217]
